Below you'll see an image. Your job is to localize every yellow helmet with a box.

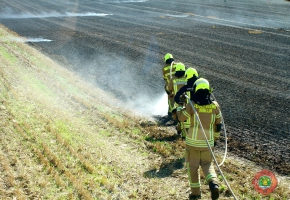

[164,53,174,63]
[185,68,198,80]
[175,62,185,71]
[195,78,210,92]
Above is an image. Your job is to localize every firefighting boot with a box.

[209,181,219,200]
[188,194,201,200]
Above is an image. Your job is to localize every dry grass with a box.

[0,24,289,200]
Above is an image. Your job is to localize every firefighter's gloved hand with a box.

[178,102,184,107]
[180,94,187,103]
[172,108,177,114]
[176,107,183,112]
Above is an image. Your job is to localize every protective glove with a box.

[172,107,183,121]
[172,108,177,114]
[179,94,187,103]
[176,106,183,112]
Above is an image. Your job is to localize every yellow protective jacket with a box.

[177,101,222,149]
[168,75,191,128]
[167,76,187,97]
[162,62,176,86]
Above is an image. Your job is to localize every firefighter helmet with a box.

[185,68,198,80]
[195,78,211,92]
[193,78,212,105]
[175,62,186,71]
[164,53,174,63]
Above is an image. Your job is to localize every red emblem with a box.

[252,169,278,195]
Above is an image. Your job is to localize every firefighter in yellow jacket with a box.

[166,62,190,136]
[177,78,221,200]
[162,53,176,119]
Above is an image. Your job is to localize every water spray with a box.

[184,95,238,200]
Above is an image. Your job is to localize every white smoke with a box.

[71,48,166,119]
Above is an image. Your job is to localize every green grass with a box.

[0,45,18,63]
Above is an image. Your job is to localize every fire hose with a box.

[212,93,228,167]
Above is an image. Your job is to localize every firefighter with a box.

[174,67,199,105]
[163,53,176,119]
[176,78,221,200]
[166,62,190,137]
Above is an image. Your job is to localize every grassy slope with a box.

[0,24,289,200]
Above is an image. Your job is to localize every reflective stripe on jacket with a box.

[163,64,176,85]
[177,101,222,149]
[167,76,187,95]
[168,76,191,127]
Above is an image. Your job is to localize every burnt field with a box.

[0,0,290,175]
